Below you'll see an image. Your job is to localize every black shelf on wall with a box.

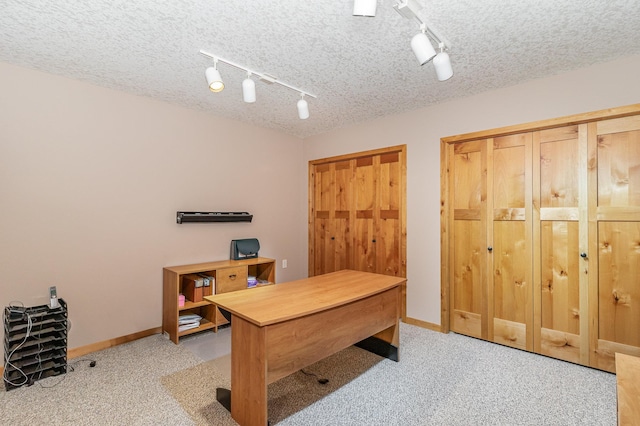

[176,211,253,224]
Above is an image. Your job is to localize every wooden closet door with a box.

[310,161,353,275]
[490,134,533,351]
[352,152,404,276]
[533,125,588,365]
[448,140,487,339]
[354,156,377,274]
[375,152,403,276]
[309,145,406,280]
[589,116,640,372]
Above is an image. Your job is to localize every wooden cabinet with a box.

[162,257,275,344]
[309,146,406,315]
[442,104,640,372]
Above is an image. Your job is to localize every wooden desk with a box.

[616,352,640,425]
[205,269,405,426]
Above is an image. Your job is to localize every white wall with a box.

[0,62,306,350]
[303,54,640,325]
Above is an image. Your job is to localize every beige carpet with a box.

[161,346,383,425]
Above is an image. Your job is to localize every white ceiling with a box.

[2,0,640,138]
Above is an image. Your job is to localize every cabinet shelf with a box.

[178,318,216,337]
[179,300,210,311]
[163,257,276,344]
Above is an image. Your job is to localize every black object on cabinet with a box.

[3,299,68,391]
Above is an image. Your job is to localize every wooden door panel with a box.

[314,163,332,212]
[590,116,640,372]
[539,220,581,363]
[452,219,483,338]
[493,318,527,351]
[540,328,581,361]
[540,221,580,333]
[493,143,525,209]
[597,130,640,207]
[598,222,640,348]
[311,160,355,275]
[493,221,529,323]
[450,140,487,338]
[355,157,375,211]
[314,218,334,275]
[354,157,376,274]
[493,220,529,349]
[332,161,353,272]
[492,134,532,351]
[333,216,352,272]
[376,216,401,276]
[376,153,402,276]
[379,152,400,210]
[536,129,584,364]
[334,161,352,211]
[354,213,375,273]
[453,149,482,210]
[540,137,580,208]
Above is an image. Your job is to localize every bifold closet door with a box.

[353,152,403,277]
[490,134,533,351]
[311,160,354,275]
[449,140,487,339]
[309,145,406,280]
[589,116,640,372]
[533,125,588,365]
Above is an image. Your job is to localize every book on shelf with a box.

[178,322,200,332]
[178,314,202,331]
[178,314,202,325]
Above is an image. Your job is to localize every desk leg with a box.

[230,315,268,426]
[355,320,400,361]
[215,387,231,411]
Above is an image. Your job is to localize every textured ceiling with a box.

[1,0,640,138]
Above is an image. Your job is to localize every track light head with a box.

[433,44,453,81]
[205,62,224,92]
[411,31,436,65]
[297,94,309,120]
[353,0,377,17]
[242,72,256,103]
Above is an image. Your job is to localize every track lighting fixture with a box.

[353,0,377,17]
[200,50,316,120]
[297,94,309,120]
[433,43,453,81]
[242,72,256,103]
[393,0,421,19]
[411,28,436,65]
[392,0,454,80]
[205,60,224,92]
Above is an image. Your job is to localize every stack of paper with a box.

[178,314,202,332]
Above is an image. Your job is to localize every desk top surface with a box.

[205,269,405,327]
